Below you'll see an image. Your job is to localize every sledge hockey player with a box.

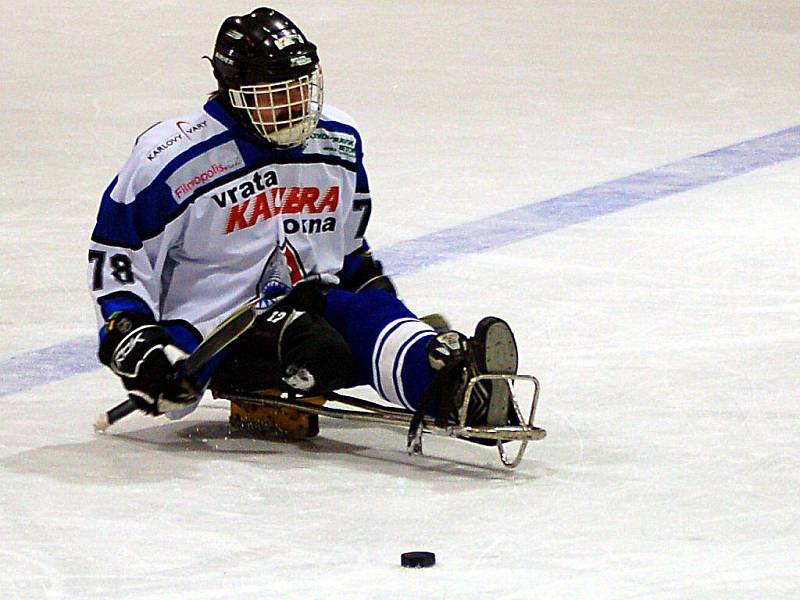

[87,7,521,444]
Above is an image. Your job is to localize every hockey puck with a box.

[401,551,436,568]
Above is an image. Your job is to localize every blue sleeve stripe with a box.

[91,175,145,249]
[96,292,155,346]
[91,177,179,249]
[96,291,154,321]
[91,193,144,249]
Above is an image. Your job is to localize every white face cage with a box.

[228,65,323,148]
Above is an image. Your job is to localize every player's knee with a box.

[209,308,355,394]
[281,312,356,393]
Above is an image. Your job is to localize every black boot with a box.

[425,317,519,430]
[470,316,520,427]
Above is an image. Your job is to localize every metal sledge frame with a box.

[216,373,546,469]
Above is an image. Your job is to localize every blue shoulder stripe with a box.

[92,130,237,247]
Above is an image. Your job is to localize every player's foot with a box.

[471,316,520,427]
[426,317,519,435]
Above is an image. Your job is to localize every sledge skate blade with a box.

[459,373,544,468]
[217,373,544,468]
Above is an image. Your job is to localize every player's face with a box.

[249,78,311,133]
[228,65,323,147]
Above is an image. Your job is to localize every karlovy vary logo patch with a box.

[146,120,208,161]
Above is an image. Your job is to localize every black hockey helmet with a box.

[212,7,320,90]
[210,7,324,147]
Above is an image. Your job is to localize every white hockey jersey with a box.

[89,99,372,344]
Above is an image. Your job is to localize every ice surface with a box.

[1,1,799,599]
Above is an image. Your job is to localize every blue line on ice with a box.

[0,337,99,397]
[2,124,799,396]
[380,124,800,274]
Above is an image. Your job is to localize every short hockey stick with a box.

[94,296,448,432]
[94,272,342,431]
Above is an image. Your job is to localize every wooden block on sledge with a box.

[229,391,326,440]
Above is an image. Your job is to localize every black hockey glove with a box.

[287,276,330,313]
[99,313,199,415]
[260,274,332,315]
[338,251,397,295]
